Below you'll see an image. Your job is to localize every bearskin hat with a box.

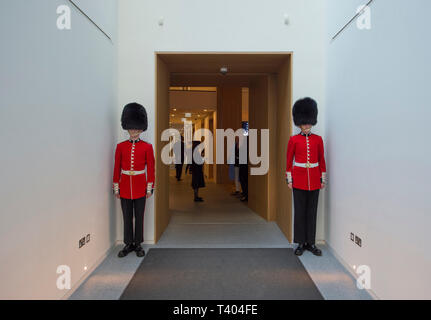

[292,97,318,126]
[121,103,148,131]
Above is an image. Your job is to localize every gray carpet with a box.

[120,248,323,300]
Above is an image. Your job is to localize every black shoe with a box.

[135,244,145,257]
[118,244,135,258]
[305,244,322,256]
[194,197,204,202]
[294,244,305,256]
[231,191,240,196]
[240,196,248,202]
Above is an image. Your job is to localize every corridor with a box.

[70,172,372,300]
[161,173,290,247]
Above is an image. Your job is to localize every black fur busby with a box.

[121,103,148,131]
[292,97,318,126]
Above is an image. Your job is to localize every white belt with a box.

[294,162,319,168]
[121,169,146,176]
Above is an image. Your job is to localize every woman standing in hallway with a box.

[113,103,155,258]
[286,98,326,257]
[174,135,185,181]
[191,140,205,202]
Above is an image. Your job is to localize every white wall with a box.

[117,0,328,242]
[0,0,118,299]
[324,0,431,299]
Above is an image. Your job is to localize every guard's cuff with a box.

[286,172,293,184]
[147,183,154,194]
[321,172,327,184]
[113,183,119,194]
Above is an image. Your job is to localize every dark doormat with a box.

[120,248,323,300]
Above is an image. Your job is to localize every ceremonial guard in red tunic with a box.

[113,103,155,258]
[286,98,327,256]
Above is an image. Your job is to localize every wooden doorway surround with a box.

[155,52,293,242]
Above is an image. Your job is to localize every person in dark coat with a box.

[191,140,205,202]
[174,136,185,181]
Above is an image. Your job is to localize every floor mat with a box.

[120,248,323,300]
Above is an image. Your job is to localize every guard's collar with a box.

[129,138,141,143]
[299,131,312,137]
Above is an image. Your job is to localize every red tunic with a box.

[113,139,155,199]
[286,132,327,191]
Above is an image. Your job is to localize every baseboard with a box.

[61,242,117,300]
[325,241,380,300]
[115,239,156,245]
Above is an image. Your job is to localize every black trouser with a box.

[175,164,183,180]
[293,188,320,245]
[120,197,146,245]
[239,164,248,197]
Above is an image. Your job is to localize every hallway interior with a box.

[70,171,372,300]
[162,171,290,247]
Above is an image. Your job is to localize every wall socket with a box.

[350,233,363,247]
[79,234,91,248]
[355,235,362,247]
[79,237,86,248]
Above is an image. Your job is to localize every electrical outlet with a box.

[79,237,86,248]
[354,235,363,247]
[350,233,355,241]
[86,234,90,243]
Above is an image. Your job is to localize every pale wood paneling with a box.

[155,55,171,243]
[242,87,249,121]
[275,57,293,242]
[248,76,269,220]
[158,52,291,73]
[267,74,278,222]
[216,85,242,184]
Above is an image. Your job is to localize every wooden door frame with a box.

[154,52,293,243]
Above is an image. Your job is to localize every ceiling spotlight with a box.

[220,66,228,75]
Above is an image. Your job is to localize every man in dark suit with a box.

[239,134,249,202]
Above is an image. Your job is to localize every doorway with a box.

[155,52,293,243]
